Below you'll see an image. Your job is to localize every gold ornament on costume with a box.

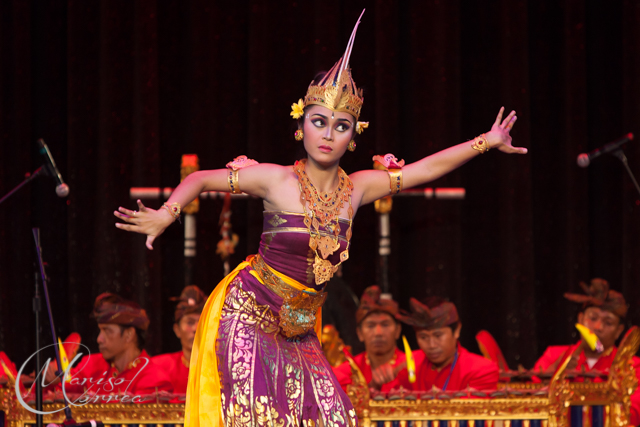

[373,153,405,195]
[355,121,369,134]
[471,133,490,154]
[293,159,354,285]
[291,10,367,122]
[225,155,259,195]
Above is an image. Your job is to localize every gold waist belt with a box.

[250,254,327,338]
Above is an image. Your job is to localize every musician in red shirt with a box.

[533,279,640,426]
[333,286,406,391]
[398,297,499,391]
[46,293,172,401]
[152,285,206,395]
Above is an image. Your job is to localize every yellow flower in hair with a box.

[290,99,305,119]
[356,121,369,134]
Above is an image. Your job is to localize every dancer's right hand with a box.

[114,199,175,250]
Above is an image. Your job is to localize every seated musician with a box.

[152,285,205,394]
[46,292,172,399]
[533,278,640,425]
[333,286,406,391]
[397,297,499,391]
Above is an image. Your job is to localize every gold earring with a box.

[294,129,304,141]
[347,140,356,152]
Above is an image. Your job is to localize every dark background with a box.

[1,0,639,370]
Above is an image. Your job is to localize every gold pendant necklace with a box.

[293,159,354,285]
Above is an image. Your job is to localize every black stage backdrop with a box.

[1,1,640,370]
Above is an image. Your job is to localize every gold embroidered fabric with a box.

[250,255,326,338]
[217,280,358,427]
[268,214,288,228]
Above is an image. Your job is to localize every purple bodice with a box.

[258,211,350,290]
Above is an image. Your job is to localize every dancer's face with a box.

[302,105,355,166]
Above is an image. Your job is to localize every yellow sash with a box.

[185,256,323,427]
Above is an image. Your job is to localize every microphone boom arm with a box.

[612,149,640,198]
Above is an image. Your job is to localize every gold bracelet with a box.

[388,169,403,194]
[471,134,490,154]
[227,169,241,194]
[162,202,182,223]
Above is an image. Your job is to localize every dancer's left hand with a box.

[485,107,528,154]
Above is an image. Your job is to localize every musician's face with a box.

[174,313,200,352]
[357,312,401,357]
[415,323,461,369]
[578,307,624,351]
[97,323,134,361]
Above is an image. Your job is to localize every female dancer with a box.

[114,12,526,427]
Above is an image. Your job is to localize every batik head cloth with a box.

[91,292,150,331]
[355,285,399,325]
[171,285,207,322]
[564,278,628,318]
[397,297,459,330]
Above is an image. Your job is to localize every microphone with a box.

[37,138,70,197]
[577,133,634,168]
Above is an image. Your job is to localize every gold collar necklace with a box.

[293,159,354,285]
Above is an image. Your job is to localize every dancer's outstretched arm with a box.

[114,163,290,249]
[351,107,527,207]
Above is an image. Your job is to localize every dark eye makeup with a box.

[310,114,352,132]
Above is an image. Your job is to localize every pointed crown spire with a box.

[297,10,366,120]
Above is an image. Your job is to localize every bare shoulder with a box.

[241,162,292,178]
[209,163,294,200]
[349,168,387,185]
[348,168,393,208]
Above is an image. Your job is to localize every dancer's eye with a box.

[335,123,351,132]
[312,119,326,128]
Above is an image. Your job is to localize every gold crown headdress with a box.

[291,9,368,128]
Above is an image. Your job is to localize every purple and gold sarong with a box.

[186,212,357,427]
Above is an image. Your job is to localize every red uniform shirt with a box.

[333,348,406,392]
[62,350,173,401]
[398,344,499,391]
[0,351,17,382]
[152,351,189,394]
[534,343,640,426]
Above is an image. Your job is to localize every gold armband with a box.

[372,154,405,195]
[225,155,259,194]
[471,133,490,154]
[227,169,241,194]
[388,169,403,194]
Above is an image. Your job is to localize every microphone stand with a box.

[612,149,640,198]
[1,141,87,426]
[0,166,46,206]
[33,229,76,426]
